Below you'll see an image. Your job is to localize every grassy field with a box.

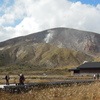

[0,74,73,84]
[0,65,96,100]
[0,81,100,100]
[0,65,69,75]
[0,74,92,84]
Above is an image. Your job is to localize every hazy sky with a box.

[0,0,100,42]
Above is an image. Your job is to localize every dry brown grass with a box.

[0,75,71,84]
[0,81,100,100]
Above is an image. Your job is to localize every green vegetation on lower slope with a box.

[0,64,69,75]
[29,43,93,67]
[0,43,94,74]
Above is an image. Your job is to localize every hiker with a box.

[97,74,99,80]
[19,74,25,85]
[93,74,96,79]
[5,74,10,85]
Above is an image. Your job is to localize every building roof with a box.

[78,62,100,69]
[69,62,100,71]
[68,67,79,71]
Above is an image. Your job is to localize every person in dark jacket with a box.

[19,74,25,85]
[5,74,10,85]
[97,74,99,80]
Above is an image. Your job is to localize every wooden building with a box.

[69,62,100,75]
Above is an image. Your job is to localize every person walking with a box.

[19,74,25,85]
[5,74,10,85]
[93,74,96,79]
[97,73,99,80]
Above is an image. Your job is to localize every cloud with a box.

[0,0,100,42]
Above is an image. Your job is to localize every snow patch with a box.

[16,49,26,58]
[57,42,64,48]
[6,46,11,49]
[0,46,11,50]
[0,48,4,50]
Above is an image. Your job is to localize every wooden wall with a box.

[80,68,100,73]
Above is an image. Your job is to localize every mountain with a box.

[0,42,93,67]
[0,27,99,68]
[1,28,100,57]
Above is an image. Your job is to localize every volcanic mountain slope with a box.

[0,27,99,67]
[0,28,100,57]
[0,42,93,67]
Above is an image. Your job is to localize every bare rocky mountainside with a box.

[0,27,99,68]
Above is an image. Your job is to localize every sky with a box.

[0,0,100,42]
[68,0,99,6]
